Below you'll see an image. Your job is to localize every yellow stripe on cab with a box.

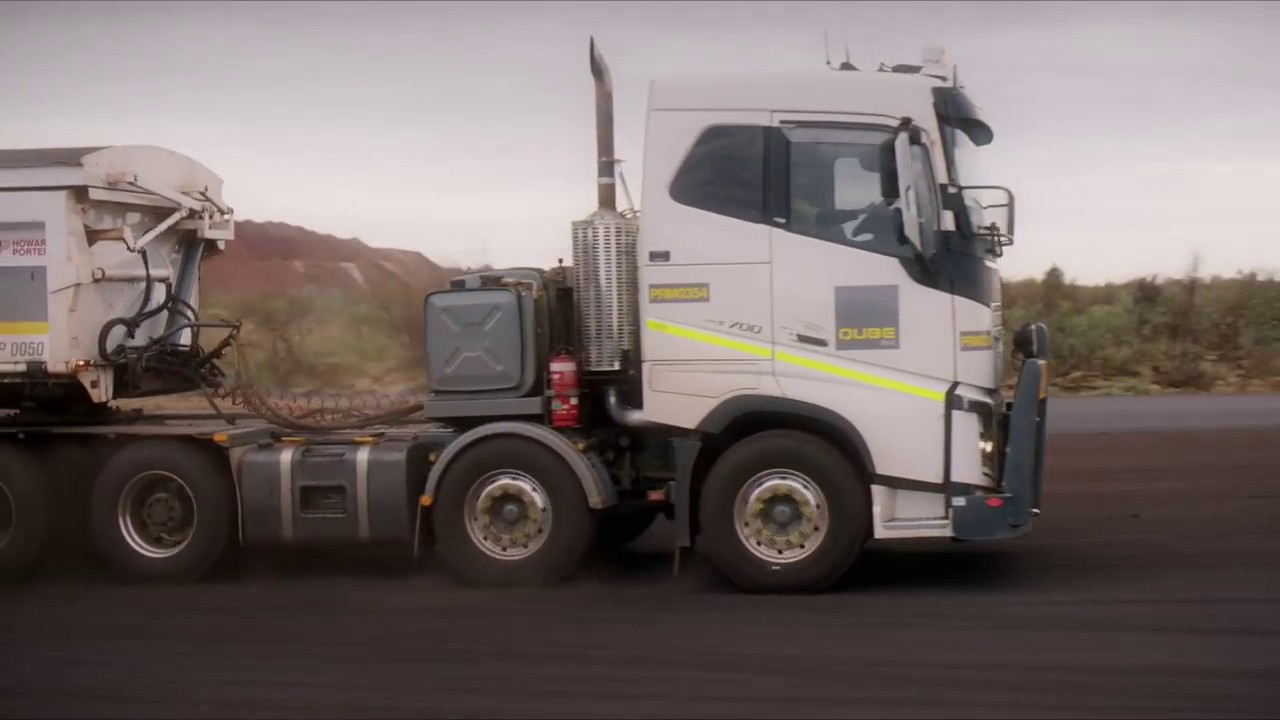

[645,318,944,402]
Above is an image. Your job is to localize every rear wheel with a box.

[0,444,51,580]
[90,440,235,583]
[433,436,596,587]
[698,430,870,594]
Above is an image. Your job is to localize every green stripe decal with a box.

[646,318,944,402]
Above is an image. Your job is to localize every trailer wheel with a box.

[698,429,870,594]
[433,436,596,587]
[0,444,51,580]
[90,440,234,583]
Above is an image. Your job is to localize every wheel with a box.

[0,444,51,580]
[432,436,596,587]
[698,429,870,594]
[89,439,235,583]
[596,508,659,550]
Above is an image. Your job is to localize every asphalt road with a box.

[1048,393,1280,434]
[2,401,1279,718]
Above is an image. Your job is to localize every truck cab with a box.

[633,56,1040,546]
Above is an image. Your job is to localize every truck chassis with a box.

[0,349,1047,593]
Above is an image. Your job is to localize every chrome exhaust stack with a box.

[572,37,639,375]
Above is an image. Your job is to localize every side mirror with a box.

[880,130,923,255]
[959,185,1016,253]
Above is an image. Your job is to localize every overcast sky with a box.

[1,0,1276,283]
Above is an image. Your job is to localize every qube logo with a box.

[835,285,900,350]
[838,327,897,342]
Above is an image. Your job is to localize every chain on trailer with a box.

[197,333,430,431]
[105,291,429,432]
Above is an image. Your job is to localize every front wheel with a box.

[698,430,870,594]
[432,436,596,587]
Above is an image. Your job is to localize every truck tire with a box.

[596,508,658,550]
[433,435,596,587]
[698,429,870,594]
[0,444,50,580]
[89,439,234,583]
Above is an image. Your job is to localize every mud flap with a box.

[669,436,701,576]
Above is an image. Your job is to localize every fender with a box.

[695,394,877,477]
[421,420,618,510]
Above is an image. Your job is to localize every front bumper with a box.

[951,341,1049,541]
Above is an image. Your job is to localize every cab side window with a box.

[669,125,766,224]
[782,124,914,260]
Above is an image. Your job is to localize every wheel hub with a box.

[770,503,796,526]
[499,501,523,525]
[734,471,829,563]
[117,472,197,558]
[142,493,184,529]
[466,471,552,560]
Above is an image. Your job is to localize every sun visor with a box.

[933,88,994,146]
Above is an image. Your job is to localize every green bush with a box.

[203,288,426,392]
[1002,265,1280,394]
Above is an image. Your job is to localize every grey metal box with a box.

[425,287,527,394]
[238,440,427,547]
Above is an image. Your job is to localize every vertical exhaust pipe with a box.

[590,36,616,213]
[574,36,639,376]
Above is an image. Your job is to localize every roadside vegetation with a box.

[202,285,429,394]
[1002,265,1280,395]
[192,266,1280,398]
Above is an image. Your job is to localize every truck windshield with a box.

[942,125,990,236]
[944,124,984,187]
[934,88,999,247]
[933,86,993,187]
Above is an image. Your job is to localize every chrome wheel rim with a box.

[733,469,828,563]
[464,470,552,560]
[117,471,197,558]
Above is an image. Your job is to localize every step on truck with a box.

[0,41,1050,593]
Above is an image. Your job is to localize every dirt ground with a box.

[2,429,1278,719]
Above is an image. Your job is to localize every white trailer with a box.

[0,42,1049,593]
[0,144,234,411]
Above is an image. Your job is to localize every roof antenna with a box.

[839,42,858,71]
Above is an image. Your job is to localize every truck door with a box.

[766,113,956,478]
[636,110,777,424]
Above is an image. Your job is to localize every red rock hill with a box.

[201,219,465,299]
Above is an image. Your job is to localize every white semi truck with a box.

[0,42,1049,593]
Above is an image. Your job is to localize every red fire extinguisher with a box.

[549,349,580,428]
